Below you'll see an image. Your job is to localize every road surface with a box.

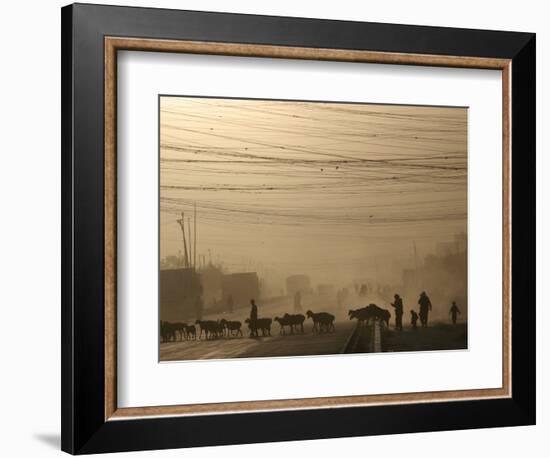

[160,320,357,361]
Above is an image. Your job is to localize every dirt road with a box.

[160,320,357,361]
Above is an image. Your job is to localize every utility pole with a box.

[194,202,197,269]
[176,212,189,268]
[187,217,193,270]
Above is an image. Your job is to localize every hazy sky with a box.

[160,96,467,287]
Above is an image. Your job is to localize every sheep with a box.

[366,303,391,328]
[213,321,226,338]
[220,319,243,337]
[274,315,294,334]
[195,320,219,339]
[185,324,196,340]
[275,313,305,334]
[349,304,390,328]
[306,310,335,333]
[348,308,372,326]
[194,320,207,339]
[160,321,176,342]
[160,321,187,342]
[257,318,272,336]
[288,313,306,334]
[245,318,272,337]
[173,322,188,341]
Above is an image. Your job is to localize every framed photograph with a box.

[61,3,536,454]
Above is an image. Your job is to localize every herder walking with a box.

[390,293,404,331]
[249,299,258,337]
[418,291,432,328]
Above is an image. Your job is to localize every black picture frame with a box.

[61,3,535,454]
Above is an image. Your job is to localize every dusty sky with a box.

[160,96,467,289]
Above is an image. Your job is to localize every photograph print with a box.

[159,95,468,362]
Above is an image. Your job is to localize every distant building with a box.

[402,268,417,291]
[221,272,260,309]
[317,283,335,297]
[198,263,224,309]
[454,232,467,253]
[436,233,467,256]
[286,274,311,297]
[435,241,456,257]
[160,268,202,322]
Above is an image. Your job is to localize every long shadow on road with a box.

[382,322,467,352]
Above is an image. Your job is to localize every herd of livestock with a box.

[348,303,391,327]
[160,304,391,343]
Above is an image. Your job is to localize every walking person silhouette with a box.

[449,301,461,325]
[418,291,432,328]
[249,299,258,337]
[410,310,419,329]
[390,293,404,331]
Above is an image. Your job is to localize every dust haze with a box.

[159,96,467,359]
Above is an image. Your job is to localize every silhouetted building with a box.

[436,232,467,256]
[160,268,203,322]
[198,262,224,309]
[402,268,418,291]
[400,235,468,322]
[221,272,260,309]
